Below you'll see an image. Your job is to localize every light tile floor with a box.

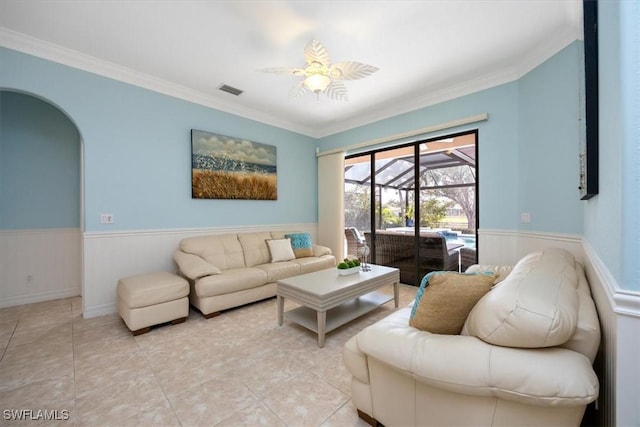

[0,284,417,426]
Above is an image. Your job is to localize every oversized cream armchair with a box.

[344,248,600,426]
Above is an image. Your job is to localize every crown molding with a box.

[0,27,316,137]
[514,26,580,78]
[316,66,521,138]
[317,28,580,138]
[1,26,579,140]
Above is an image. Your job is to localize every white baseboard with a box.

[82,302,116,319]
[0,288,80,309]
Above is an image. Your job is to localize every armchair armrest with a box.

[173,250,221,280]
[344,335,370,385]
[313,244,332,257]
[355,308,598,407]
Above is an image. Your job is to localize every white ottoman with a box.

[117,272,189,335]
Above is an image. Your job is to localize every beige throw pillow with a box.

[409,272,496,335]
[266,238,296,262]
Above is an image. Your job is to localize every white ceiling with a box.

[0,1,583,138]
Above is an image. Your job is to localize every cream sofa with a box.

[344,248,600,426]
[173,231,336,317]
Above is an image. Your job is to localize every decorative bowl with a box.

[338,266,360,276]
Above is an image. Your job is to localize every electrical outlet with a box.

[100,214,114,224]
[520,212,531,223]
[26,275,33,285]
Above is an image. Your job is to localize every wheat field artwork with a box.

[191,130,277,200]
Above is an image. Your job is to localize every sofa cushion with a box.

[462,248,580,348]
[292,256,336,274]
[195,267,268,297]
[560,262,601,363]
[255,261,301,282]
[356,307,599,407]
[313,245,332,257]
[409,272,496,334]
[266,238,296,262]
[285,232,314,258]
[173,251,221,279]
[180,234,245,270]
[238,232,272,267]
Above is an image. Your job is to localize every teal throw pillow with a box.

[285,232,314,258]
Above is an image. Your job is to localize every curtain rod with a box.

[316,113,488,157]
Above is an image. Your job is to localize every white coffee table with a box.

[277,264,400,347]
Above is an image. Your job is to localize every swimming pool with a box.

[444,232,476,249]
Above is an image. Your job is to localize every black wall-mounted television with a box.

[581,0,599,200]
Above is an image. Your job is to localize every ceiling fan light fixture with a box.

[259,39,378,102]
[304,73,331,93]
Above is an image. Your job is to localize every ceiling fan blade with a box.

[324,81,349,102]
[330,62,379,80]
[259,67,305,76]
[304,40,330,67]
[288,80,309,99]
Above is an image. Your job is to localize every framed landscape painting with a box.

[191,130,277,200]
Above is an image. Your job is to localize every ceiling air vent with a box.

[218,84,243,96]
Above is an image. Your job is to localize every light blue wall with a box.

[619,0,640,291]
[583,0,622,284]
[0,91,80,229]
[0,47,318,232]
[517,42,583,234]
[320,43,585,235]
[3,34,633,290]
[584,0,639,291]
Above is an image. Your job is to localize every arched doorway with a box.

[0,90,83,308]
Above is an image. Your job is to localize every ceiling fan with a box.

[259,40,379,101]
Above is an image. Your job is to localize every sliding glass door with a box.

[344,131,478,285]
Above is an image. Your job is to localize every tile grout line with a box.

[134,333,185,426]
[0,287,417,426]
[0,320,18,364]
[311,371,351,426]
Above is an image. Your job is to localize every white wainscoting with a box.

[0,228,81,308]
[8,225,636,425]
[478,228,583,265]
[82,223,319,318]
[479,229,640,427]
[478,230,640,426]
[582,241,640,427]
